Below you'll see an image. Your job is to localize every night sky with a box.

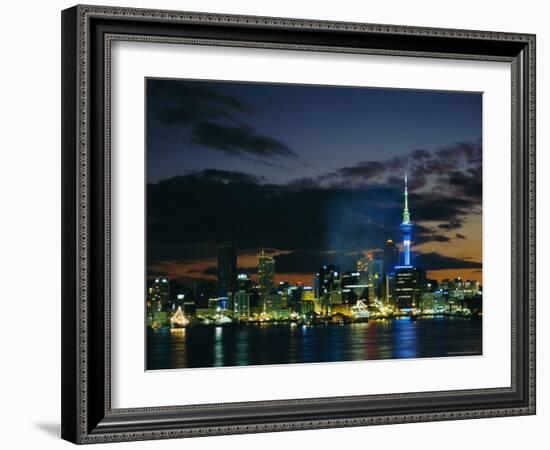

[146,78,482,286]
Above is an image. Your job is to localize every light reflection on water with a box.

[147,317,482,370]
[214,326,224,367]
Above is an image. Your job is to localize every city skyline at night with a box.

[146,77,483,370]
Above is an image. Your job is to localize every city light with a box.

[146,175,481,330]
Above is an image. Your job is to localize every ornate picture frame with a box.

[61,5,536,444]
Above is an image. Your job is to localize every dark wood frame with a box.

[61,4,536,444]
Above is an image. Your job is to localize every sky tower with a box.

[400,174,413,266]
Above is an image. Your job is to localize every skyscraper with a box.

[217,242,237,297]
[258,250,275,294]
[237,273,253,291]
[382,239,399,276]
[150,277,170,311]
[233,290,251,318]
[263,291,282,314]
[316,265,341,297]
[365,254,382,303]
[315,265,342,313]
[400,174,413,266]
[395,267,426,309]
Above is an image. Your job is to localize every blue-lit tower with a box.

[400,174,413,266]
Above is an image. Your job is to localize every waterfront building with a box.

[237,273,253,291]
[193,280,216,308]
[383,273,396,307]
[264,291,282,314]
[440,278,451,291]
[277,281,291,308]
[320,291,332,315]
[278,281,290,291]
[302,286,315,301]
[315,265,341,314]
[420,290,447,313]
[366,255,382,303]
[341,272,368,305]
[233,290,250,318]
[330,289,343,306]
[288,286,303,311]
[150,277,170,312]
[149,310,169,327]
[258,250,275,294]
[395,266,426,309]
[181,296,196,316]
[195,308,215,319]
[341,271,360,287]
[175,293,185,309]
[208,297,219,310]
[217,242,237,297]
[382,239,399,276]
[425,279,439,292]
[297,300,315,317]
[316,265,341,297]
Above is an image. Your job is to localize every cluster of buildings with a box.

[147,176,482,328]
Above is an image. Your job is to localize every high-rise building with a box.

[366,256,383,278]
[341,271,368,305]
[395,267,426,309]
[316,265,341,296]
[264,291,282,314]
[383,273,396,306]
[400,174,413,266]
[193,280,216,309]
[315,265,341,314]
[382,239,399,276]
[237,273,253,291]
[356,257,368,273]
[302,286,315,301]
[288,286,303,311]
[341,271,360,287]
[366,255,382,303]
[217,242,237,297]
[258,250,275,294]
[233,290,250,318]
[150,278,170,311]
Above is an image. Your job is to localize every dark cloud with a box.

[412,252,481,270]
[191,122,296,159]
[147,168,463,266]
[149,79,252,126]
[148,79,297,162]
[147,269,169,278]
[438,219,464,231]
[337,160,385,179]
[425,235,452,243]
[194,168,262,184]
[410,149,432,160]
[286,141,482,238]
[147,140,482,274]
[303,141,481,208]
[147,241,217,265]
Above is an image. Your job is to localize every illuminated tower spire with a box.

[403,173,410,224]
[400,174,413,266]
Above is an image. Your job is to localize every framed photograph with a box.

[61,5,536,444]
